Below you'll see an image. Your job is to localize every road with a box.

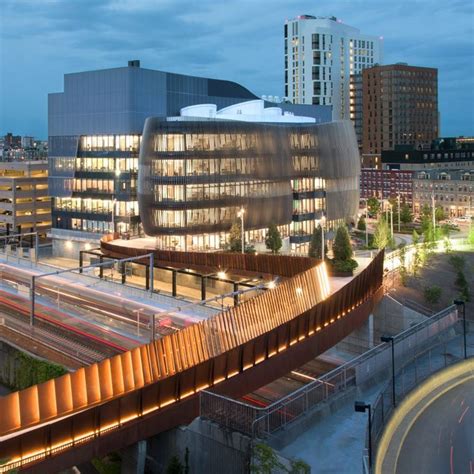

[396,378,474,474]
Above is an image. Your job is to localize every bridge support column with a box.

[172,270,177,297]
[368,314,374,348]
[121,440,147,474]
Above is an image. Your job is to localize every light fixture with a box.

[296,287,303,295]
[217,271,226,280]
[267,280,276,290]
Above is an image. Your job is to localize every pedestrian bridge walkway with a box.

[0,240,384,473]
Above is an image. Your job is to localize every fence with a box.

[200,305,460,439]
[363,307,473,472]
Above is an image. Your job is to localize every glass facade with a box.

[139,119,359,252]
[51,135,141,235]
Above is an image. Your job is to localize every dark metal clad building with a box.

[139,117,359,251]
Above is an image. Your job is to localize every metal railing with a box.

[200,305,459,439]
[363,311,473,472]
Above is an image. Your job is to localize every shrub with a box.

[357,215,366,231]
[424,285,442,304]
[333,258,358,273]
[333,225,353,261]
[12,352,67,391]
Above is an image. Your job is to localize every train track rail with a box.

[0,298,124,364]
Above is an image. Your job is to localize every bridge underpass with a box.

[0,243,384,473]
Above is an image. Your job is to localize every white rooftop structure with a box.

[177,99,316,123]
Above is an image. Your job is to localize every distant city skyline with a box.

[0,0,473,138]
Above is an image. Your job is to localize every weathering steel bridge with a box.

[0,237,384,473]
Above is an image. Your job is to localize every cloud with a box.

[0,0,473,137]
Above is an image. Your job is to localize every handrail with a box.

[199,304,458,439]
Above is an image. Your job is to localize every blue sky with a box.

[0,0,473,138]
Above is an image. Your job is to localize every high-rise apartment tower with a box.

[284,15,383,120]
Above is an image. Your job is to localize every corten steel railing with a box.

[0,244,384,473]
[100,233,317,278]
[201,305,460,439]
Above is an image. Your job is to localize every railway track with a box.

[0,297,124,364]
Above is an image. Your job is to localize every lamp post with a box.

[320,215,326,261]
[354,401,372,469]
[112,198,117,234]
[397,193,401,233]
[381,335,396,407]
[389,203,394,239]
[365,199,369,247]
[453,299,467,359]
[431,188,436,232]
[237,208,245,254]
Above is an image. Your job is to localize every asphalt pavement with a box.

[396,378,474,474]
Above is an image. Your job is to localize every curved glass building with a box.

[139,101,359,252]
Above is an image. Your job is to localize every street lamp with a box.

[364,199,369,247]
[389,202,394,238]
[354,401,372,469]
[237,208,245,254]
[453,299,467,359]
[431,188,436,232]
[112,198,117,234]
[381,335,396,407]
[320,215,326,261]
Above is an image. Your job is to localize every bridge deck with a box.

[0,240,384,473]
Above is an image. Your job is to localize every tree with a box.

[468,226,474,247]
[228,221,242,252]
[399,244,408,286]
[308,225,326,259]
[421,204,431,219]
[412,229,420,245]
[400,203,413,224]
[333,225,353,261]
[357,215,366,231]
[435,206,446,222]
[374,217,390,249]
[367,196,380,216]
[412,229,421,276]
[265,223,282,254]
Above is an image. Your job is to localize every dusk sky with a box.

[0,0,473,138]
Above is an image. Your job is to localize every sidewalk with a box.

[280,329,473,473]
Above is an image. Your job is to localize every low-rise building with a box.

[413,169,473,217]
[382,137,474,171]
[0,161,51,237]
[360,168,413,203]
